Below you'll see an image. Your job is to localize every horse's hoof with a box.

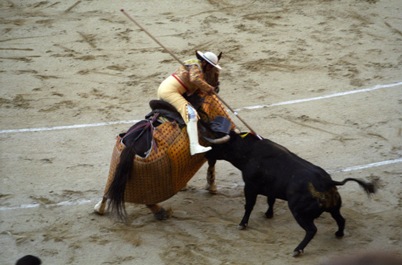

[292,249,303,257]
[94,199,106,215]
[154,207,172,220]
[205,183,217,194]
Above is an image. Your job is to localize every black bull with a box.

[205,131,377,257]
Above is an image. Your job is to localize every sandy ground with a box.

[1,0,402,264]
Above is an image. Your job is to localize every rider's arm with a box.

[188,64,214,94]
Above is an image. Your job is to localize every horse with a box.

[94,91,235,221]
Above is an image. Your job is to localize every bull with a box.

[205,131,377,257]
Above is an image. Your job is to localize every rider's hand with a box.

[206,86,215,94]
[214,81,220,94]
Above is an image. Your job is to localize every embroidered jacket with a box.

[173,58,217,95]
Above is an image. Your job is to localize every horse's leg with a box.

[205,159,217,194]
[94,196,108,215]
[146,204,172,220]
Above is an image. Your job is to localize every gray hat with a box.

[196,51,222,69]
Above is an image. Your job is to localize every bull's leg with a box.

[292,215,318,257]
[239,185,258,230]
[205,162,217,194]
[146,204,172,220]
[330,207,345,238]
[94,196,108,215]
[265,196,276,218]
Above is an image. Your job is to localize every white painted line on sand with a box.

[236,81,402,111]
[0,157,401,212]
[0,120,139,134]
[0,199,93,211]
[335,157,402,172]
[0,81,401,135]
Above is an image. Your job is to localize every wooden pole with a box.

[120,9,262,139]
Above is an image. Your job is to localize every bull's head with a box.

[205,131,257,162]
[202,116,232,144]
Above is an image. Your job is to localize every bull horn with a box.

[204,135,230,144]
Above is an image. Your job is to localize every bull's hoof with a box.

[238,224,248,230]
[335,231,344,238]
[154,207,172,220]
[292,249,303,257]
[264,211,273,219]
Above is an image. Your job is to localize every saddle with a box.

[147,98,231,134]
[120,100,184,158]
[146,100,186,127]
[121,99,231,158]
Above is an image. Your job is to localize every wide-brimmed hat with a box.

[196,51,222,69]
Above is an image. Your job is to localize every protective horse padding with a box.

[102,94,234,205]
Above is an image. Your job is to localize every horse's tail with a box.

[106,145,136,220]
[332,177,377,195]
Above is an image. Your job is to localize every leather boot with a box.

[186,117,211,155]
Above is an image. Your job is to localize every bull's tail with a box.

[332,178,377,195]
[105,145,136,221]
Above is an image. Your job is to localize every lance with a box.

[120,9,262,139]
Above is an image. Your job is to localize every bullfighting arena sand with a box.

[1,0,402,264]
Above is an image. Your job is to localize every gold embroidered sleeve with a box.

[188,65,214,93]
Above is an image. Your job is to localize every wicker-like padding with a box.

[200,94,236,131]
[102,93,234,205]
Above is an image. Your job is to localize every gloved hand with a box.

[214,81,220,94]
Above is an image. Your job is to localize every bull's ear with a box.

[217,52,222,61]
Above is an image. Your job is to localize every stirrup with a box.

[190,144,211,155]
